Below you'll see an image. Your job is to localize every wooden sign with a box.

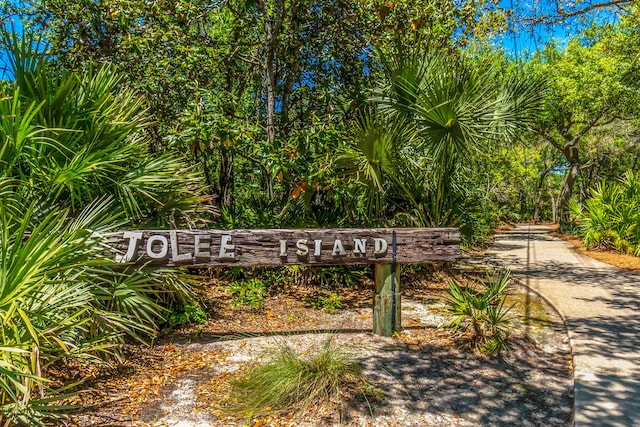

[109,228,461,267]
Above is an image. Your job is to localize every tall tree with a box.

[527,18,640,221]
[2,0,524,230]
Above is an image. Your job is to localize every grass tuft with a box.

[225,339,376,417]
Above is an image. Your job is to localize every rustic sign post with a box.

[107,228,460,336]
[373,263,401,336]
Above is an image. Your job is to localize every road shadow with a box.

[355,336,573,426]
[575,375,640,426]
[567,314,640,376]
[519,260,640,311]
[488,233,640,425]
[494,234,560,242]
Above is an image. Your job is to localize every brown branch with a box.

[520,0,632,26]
[565,108,609,149]
[557,0,631,19]
[593,115,618,127]
[529,125,564,152]
[236,53,262,67]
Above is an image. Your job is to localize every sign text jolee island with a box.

[110,228,461,267]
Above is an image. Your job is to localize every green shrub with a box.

[1,33,214,228]
[284,265,368,288]
[226,340,374,417]
[440,271,514,354]
[218,267,286,286]
[569,171,640,256]
[228,279,268,309]
[317,292,344,313]
[167,303,208,327]
[0,188,168,425]
[0,29,205,425]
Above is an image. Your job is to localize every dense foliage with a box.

[0,0,640,423]
[527,20,640,222]
[0,0,636,240]
[0,188,162,424]
[1,0,523,237]
[569,172,640,255]
[1,33,213,226]
[0,33,209,425]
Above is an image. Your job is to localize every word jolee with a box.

[115,231,236,263]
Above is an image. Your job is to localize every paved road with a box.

[488,224,640,427]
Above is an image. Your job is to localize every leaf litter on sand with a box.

[55,272,573,427]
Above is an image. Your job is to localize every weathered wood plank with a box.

[107,228,461,267]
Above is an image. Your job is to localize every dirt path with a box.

[487,224,640,427]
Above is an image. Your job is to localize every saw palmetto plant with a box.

[2,31,214,227]
[340,48,546,231]
[440,271,515,354]
[0,31,207,425]
[570,171,640,255]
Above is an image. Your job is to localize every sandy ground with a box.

[64,271,573,427]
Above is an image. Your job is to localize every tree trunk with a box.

[263,54,276,201]
[558,151,580,223]
[264,55,277,148]
[258,0,283,201]
[219,147,234,207]
[532,110,606,225]
[547,179,558,223]
[533,169,550,224]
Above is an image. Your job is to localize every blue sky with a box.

[497,0,621,56]
[0,2,23,79]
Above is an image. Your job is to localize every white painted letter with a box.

[147,235,169,259]
[332,239,346,256]
[219,234,235,259]
[115,231,143,263]
[279,240,288,257]
[374,238,388,255]
[296,239,309,256]
[170,230,192,262]
[314,240,322,256]
[194,235,211,258]
[353,238,367,255]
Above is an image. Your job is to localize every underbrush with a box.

[569,171,640,256]
[228,278,269,309]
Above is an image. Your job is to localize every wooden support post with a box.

[373,263,401,336]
